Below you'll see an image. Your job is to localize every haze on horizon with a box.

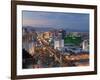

[22,11,89,32]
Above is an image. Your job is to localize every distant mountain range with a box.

[23,26,89,32]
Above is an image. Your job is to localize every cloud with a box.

[23,18,58,27]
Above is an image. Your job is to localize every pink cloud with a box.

[23,19,57,26]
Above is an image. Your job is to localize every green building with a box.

[64,33,82,45]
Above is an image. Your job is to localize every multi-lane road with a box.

[36,37,89,67]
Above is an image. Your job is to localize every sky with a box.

[22,11,89,32]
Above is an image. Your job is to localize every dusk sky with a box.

[22,11,89,32]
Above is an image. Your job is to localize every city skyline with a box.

[22,11,89,32]
[22,11,90,69]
